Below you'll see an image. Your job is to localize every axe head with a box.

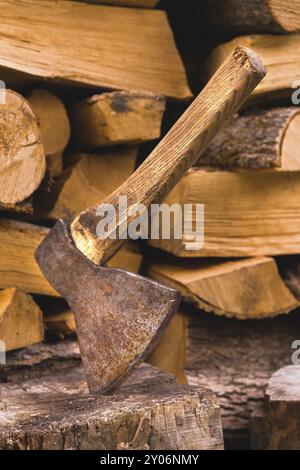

[35,219,180,394]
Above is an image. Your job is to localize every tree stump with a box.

[0,342,223,450]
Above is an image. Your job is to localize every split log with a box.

[71,91,165,149]
[149,168,300,257]
[148,257,298,319]
[0,89,45,206]
[147,311,187,384]
[206,34,300,105]
[0,219,142,296]
[250,365,300,449]
[0,0,191,100]
[28,89,71,177]
[48,147,138,220]
[0,288,44,351]
[0,360,223,450]
[200,108,300,171]
[198,0,300,35]
[186,308,300,449]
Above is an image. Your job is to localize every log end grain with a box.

[0,90,46,205]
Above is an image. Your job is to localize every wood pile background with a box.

[1,0,300,450]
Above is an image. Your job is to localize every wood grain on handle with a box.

[71,47,266,265]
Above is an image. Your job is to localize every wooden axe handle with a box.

[71,46,265,264]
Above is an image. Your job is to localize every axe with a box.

[36,47,265,394]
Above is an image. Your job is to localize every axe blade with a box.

[35,219,180,394]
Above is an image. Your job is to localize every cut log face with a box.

[0,361,223,450]
[28,89,71,177]
[0,219,142,296]
[0,0,191,100]
[270,0,300,32]
[200,108,300,171]
[0,288,44,351]
[250,365,300,450]
[207,35,300,105]
[149,169,300,257]
[148,257,298,319]
[71,91,165,149]
[147,311,187,383]
[198,0,300,35]
[0,90,46,205]
[48,147,138,220]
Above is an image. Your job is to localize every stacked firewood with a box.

[1,0,300,451]
[0,0,223,451]
[146,0,300,449]
[0,2,190,332]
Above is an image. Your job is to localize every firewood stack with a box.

[146,0,300,450]
[0,0,300,451]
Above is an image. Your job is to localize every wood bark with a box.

[71,91,165,149]
[200,108,300,171]
[0,288,44,351]
[0,356,223,450]
[0,90,46,205]
[0,219,142,296]
[198,0,300,35]
[148,257,298,319]
[28,89,71,177]
[0,0,190,100]
[186,308,300,449]
[48,147,137,220]
[207,34,300,105]
[250,365,300,449]
[149,168,300,257]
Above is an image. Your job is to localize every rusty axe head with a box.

[35,219,180,394]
